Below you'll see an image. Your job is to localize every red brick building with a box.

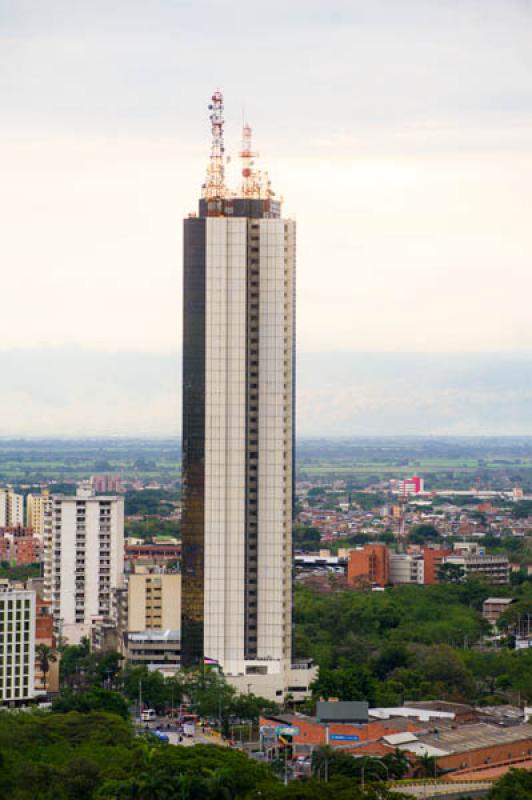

[260,713,420,755]
[348,544,389,588]
[35,596,59,694]
[0,526,42,565]
[423,547,452,584]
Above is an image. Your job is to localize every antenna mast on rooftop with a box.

[239,122,274,200]
[202,89,227,201]
[240,123,260,197]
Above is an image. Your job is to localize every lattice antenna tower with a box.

[239,122,260,197]
[239,122,274,199]
[202,89,227,200]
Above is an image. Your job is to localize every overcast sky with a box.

[1,0,532,357]
[1,1,532,436]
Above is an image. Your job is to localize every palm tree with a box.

[36,643,57,693]
[311,745,336,781]
[414,752,438,778]
[382,747,410,779]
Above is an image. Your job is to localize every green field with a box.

[1,437,532,492]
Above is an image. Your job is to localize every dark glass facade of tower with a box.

[181,217,206,666]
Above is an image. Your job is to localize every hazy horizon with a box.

[2,347,532,438]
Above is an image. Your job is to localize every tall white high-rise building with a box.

[44,485,124,645]
[180,92,315,699]
[0,488,24,527]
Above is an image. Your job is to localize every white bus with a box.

[141,708,156,722]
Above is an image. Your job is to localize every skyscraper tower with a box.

[181,91,296,692]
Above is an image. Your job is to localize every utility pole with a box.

[138,679,143,718]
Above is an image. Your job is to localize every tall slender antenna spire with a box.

[202,89,227,201]
[240,123,259,197]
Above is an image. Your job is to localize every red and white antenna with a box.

[239,122,275,199]
[239,123,259,197]
[202,89,227,200]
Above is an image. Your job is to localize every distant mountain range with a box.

[1,348,531,436]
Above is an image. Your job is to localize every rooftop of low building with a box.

[417,722,532,754]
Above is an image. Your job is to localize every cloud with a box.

[1,0,532,358]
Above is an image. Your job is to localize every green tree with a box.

[408,524,440,544]
[437,563,465,584]
[381,748,410,780]
[413,753,438,779]
[311,664,377,704]
[36,643,57,692]
[372,645,412,680]
[487,768,532,799]
[52,688,130,719]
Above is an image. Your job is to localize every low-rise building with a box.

[124,542,181,568]
[348,544,389,588]
[406,722,532,773]
[444,553,510,585]
[0,527,42,565]
[389,553,424,585]
[259,709,420,756]
[126,629,180,670]
[423,546,453,584]
[128,570,181,632]
[482,597,515,625]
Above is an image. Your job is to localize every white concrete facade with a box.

[45,488,124,645]
[257,219,294,665]
[0,589,36,703]
[202,216,295,684]
[204,217,247,674]
[0,488,24,527]
[389,553,425,584]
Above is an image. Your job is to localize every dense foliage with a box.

[295,581,532,705]
[124,518,180,542]
[0,712,408,800]
[0,562,41,580]
[58,642,279,733]
[124,489,179,517]
[486,768,532,799]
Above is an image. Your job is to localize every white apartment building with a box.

[45,485,124,645]
[26,490,52,537]
[0,488,24,527]
[0,589,36,704]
